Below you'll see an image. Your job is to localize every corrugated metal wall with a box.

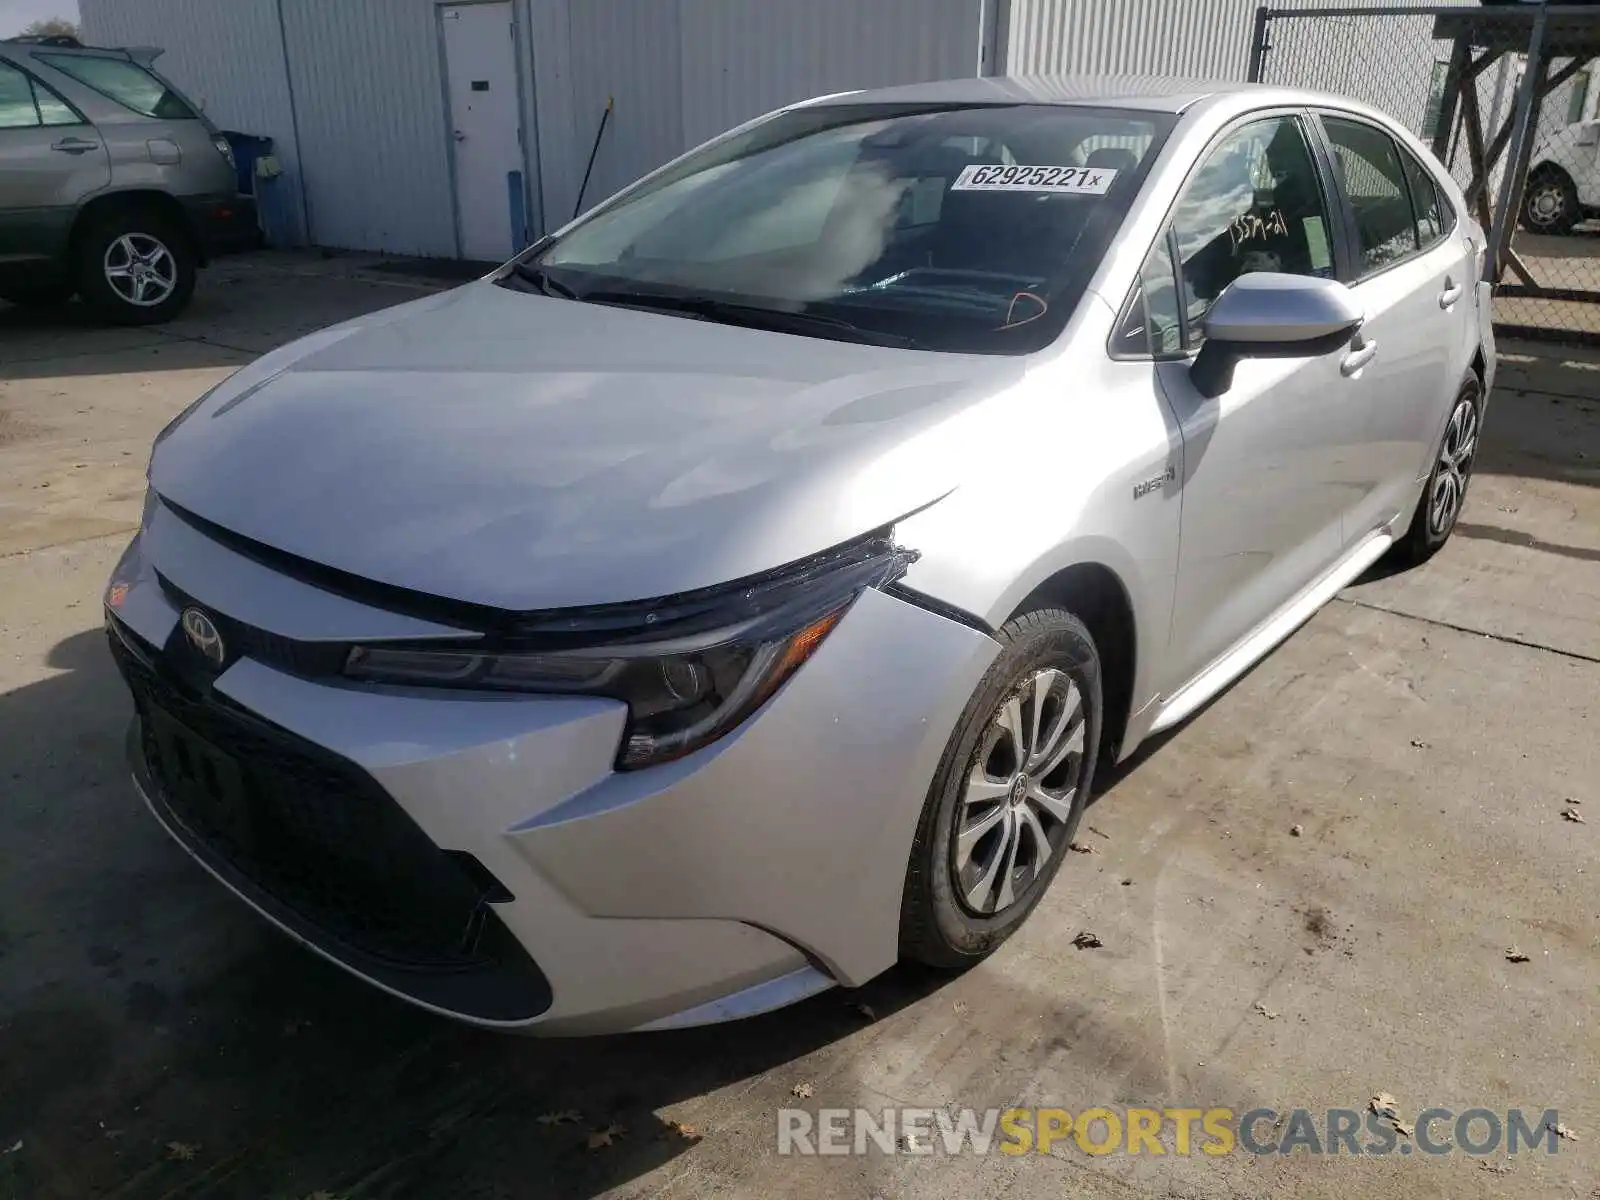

[529,0,984,229]
[79,0,308,242]
[1001,0,1260,78]
[277,0,461,257]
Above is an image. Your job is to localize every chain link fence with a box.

[1250,3,1600,345]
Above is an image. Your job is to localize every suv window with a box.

[1398,145,1449,249]
[1322,116,1418,275]
[37,52,196,120]
[0,61,79,128]
[1169,115,1334,343]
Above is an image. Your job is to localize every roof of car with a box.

[803,75,1286,114]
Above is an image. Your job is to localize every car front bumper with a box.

[106,511,997,1034]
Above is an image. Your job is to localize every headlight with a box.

[343,531,915,770]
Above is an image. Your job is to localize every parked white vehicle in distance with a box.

[1523,118,1600,234]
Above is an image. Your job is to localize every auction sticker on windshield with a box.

[951,164,1118,194]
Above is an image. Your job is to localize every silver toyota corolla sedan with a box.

[105,77,1494,1034]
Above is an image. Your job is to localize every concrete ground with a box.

[0,255,1596,1200]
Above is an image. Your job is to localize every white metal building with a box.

[77,0,1474,261]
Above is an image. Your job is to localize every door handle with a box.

[1439,277,1463,308]
[1340,336,1379,376]
[50,137,98,154]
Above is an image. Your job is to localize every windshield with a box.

[508,103,1173,354]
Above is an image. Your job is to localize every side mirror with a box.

[1190,273,1364,399]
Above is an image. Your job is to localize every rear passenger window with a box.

[1322,116,1419,275]
[1399,147,1449,249]
[37,53,196,120]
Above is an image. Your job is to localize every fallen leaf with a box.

[1068,841,1097,854]
[165,1141,200,1162]
[1370,1093,1399,1118]
[1251,1001,1279,1020]
[1551,1121,1578,1142]
[1506,947,1531,963]
[849,1002,877,1021]
[1477,1162,1511,1177]
[952,1000,970,1017]
[791,1082,815,1099]
[1290,824,1304,837]
[1392,1119,1414,1138]
[1561,808,1585,824]
[1120,878,1133,886]
[536,1109,583,1126]
[1409,739,1430,749]
[2,1140,20,1156]
[586,1123,626,1150]
[1567,797,1582,805]
[898,1130,928,1152]
[1087,825,1110,840]
[662,1121,699,1141]
[1072,931,1103,950]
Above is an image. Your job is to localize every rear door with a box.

[0,59,109,263]
[1315,113,1471,543]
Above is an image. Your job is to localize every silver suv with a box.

[0,35,252,324]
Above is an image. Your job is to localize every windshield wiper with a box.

[505,263,579,300]
[578,289,924,350]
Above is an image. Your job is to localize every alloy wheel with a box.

[1429,395,1478,537]
[952,667,1086,916]
[104,233,178,308]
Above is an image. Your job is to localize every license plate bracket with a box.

[144,704,256,853]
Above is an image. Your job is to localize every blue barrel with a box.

[220,131,273,196]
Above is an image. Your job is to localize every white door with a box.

[441,2,523,261]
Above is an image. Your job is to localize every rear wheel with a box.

[1521,167,1581,236]
[900,607,1101,970]
[1393,378,1481,566]
[75,207,196,325]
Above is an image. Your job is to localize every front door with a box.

[440,2,523,262]
[0,60,109,264]
[1155,114,1367,695]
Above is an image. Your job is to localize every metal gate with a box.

[1250,3,1600,345]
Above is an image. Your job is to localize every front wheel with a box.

[1393,378,1481,566]
[75,208,196,325]
[899,607,1102,970]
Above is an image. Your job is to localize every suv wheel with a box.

[75,208,196,325]
[900,607,1102,970]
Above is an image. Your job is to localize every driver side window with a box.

[1172,116,1334,346]
[1113,116,1335,358]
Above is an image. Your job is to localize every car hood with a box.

[149,283,1023,611]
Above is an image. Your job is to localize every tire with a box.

[1520,167,1581,236]
[74,206,196,326]
[1393,377,1482,567]
[0,276,75,307]
[900,607,1103,970]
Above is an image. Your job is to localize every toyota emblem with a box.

[180,607,226,669]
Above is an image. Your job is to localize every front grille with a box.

[109,618,550,1021]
